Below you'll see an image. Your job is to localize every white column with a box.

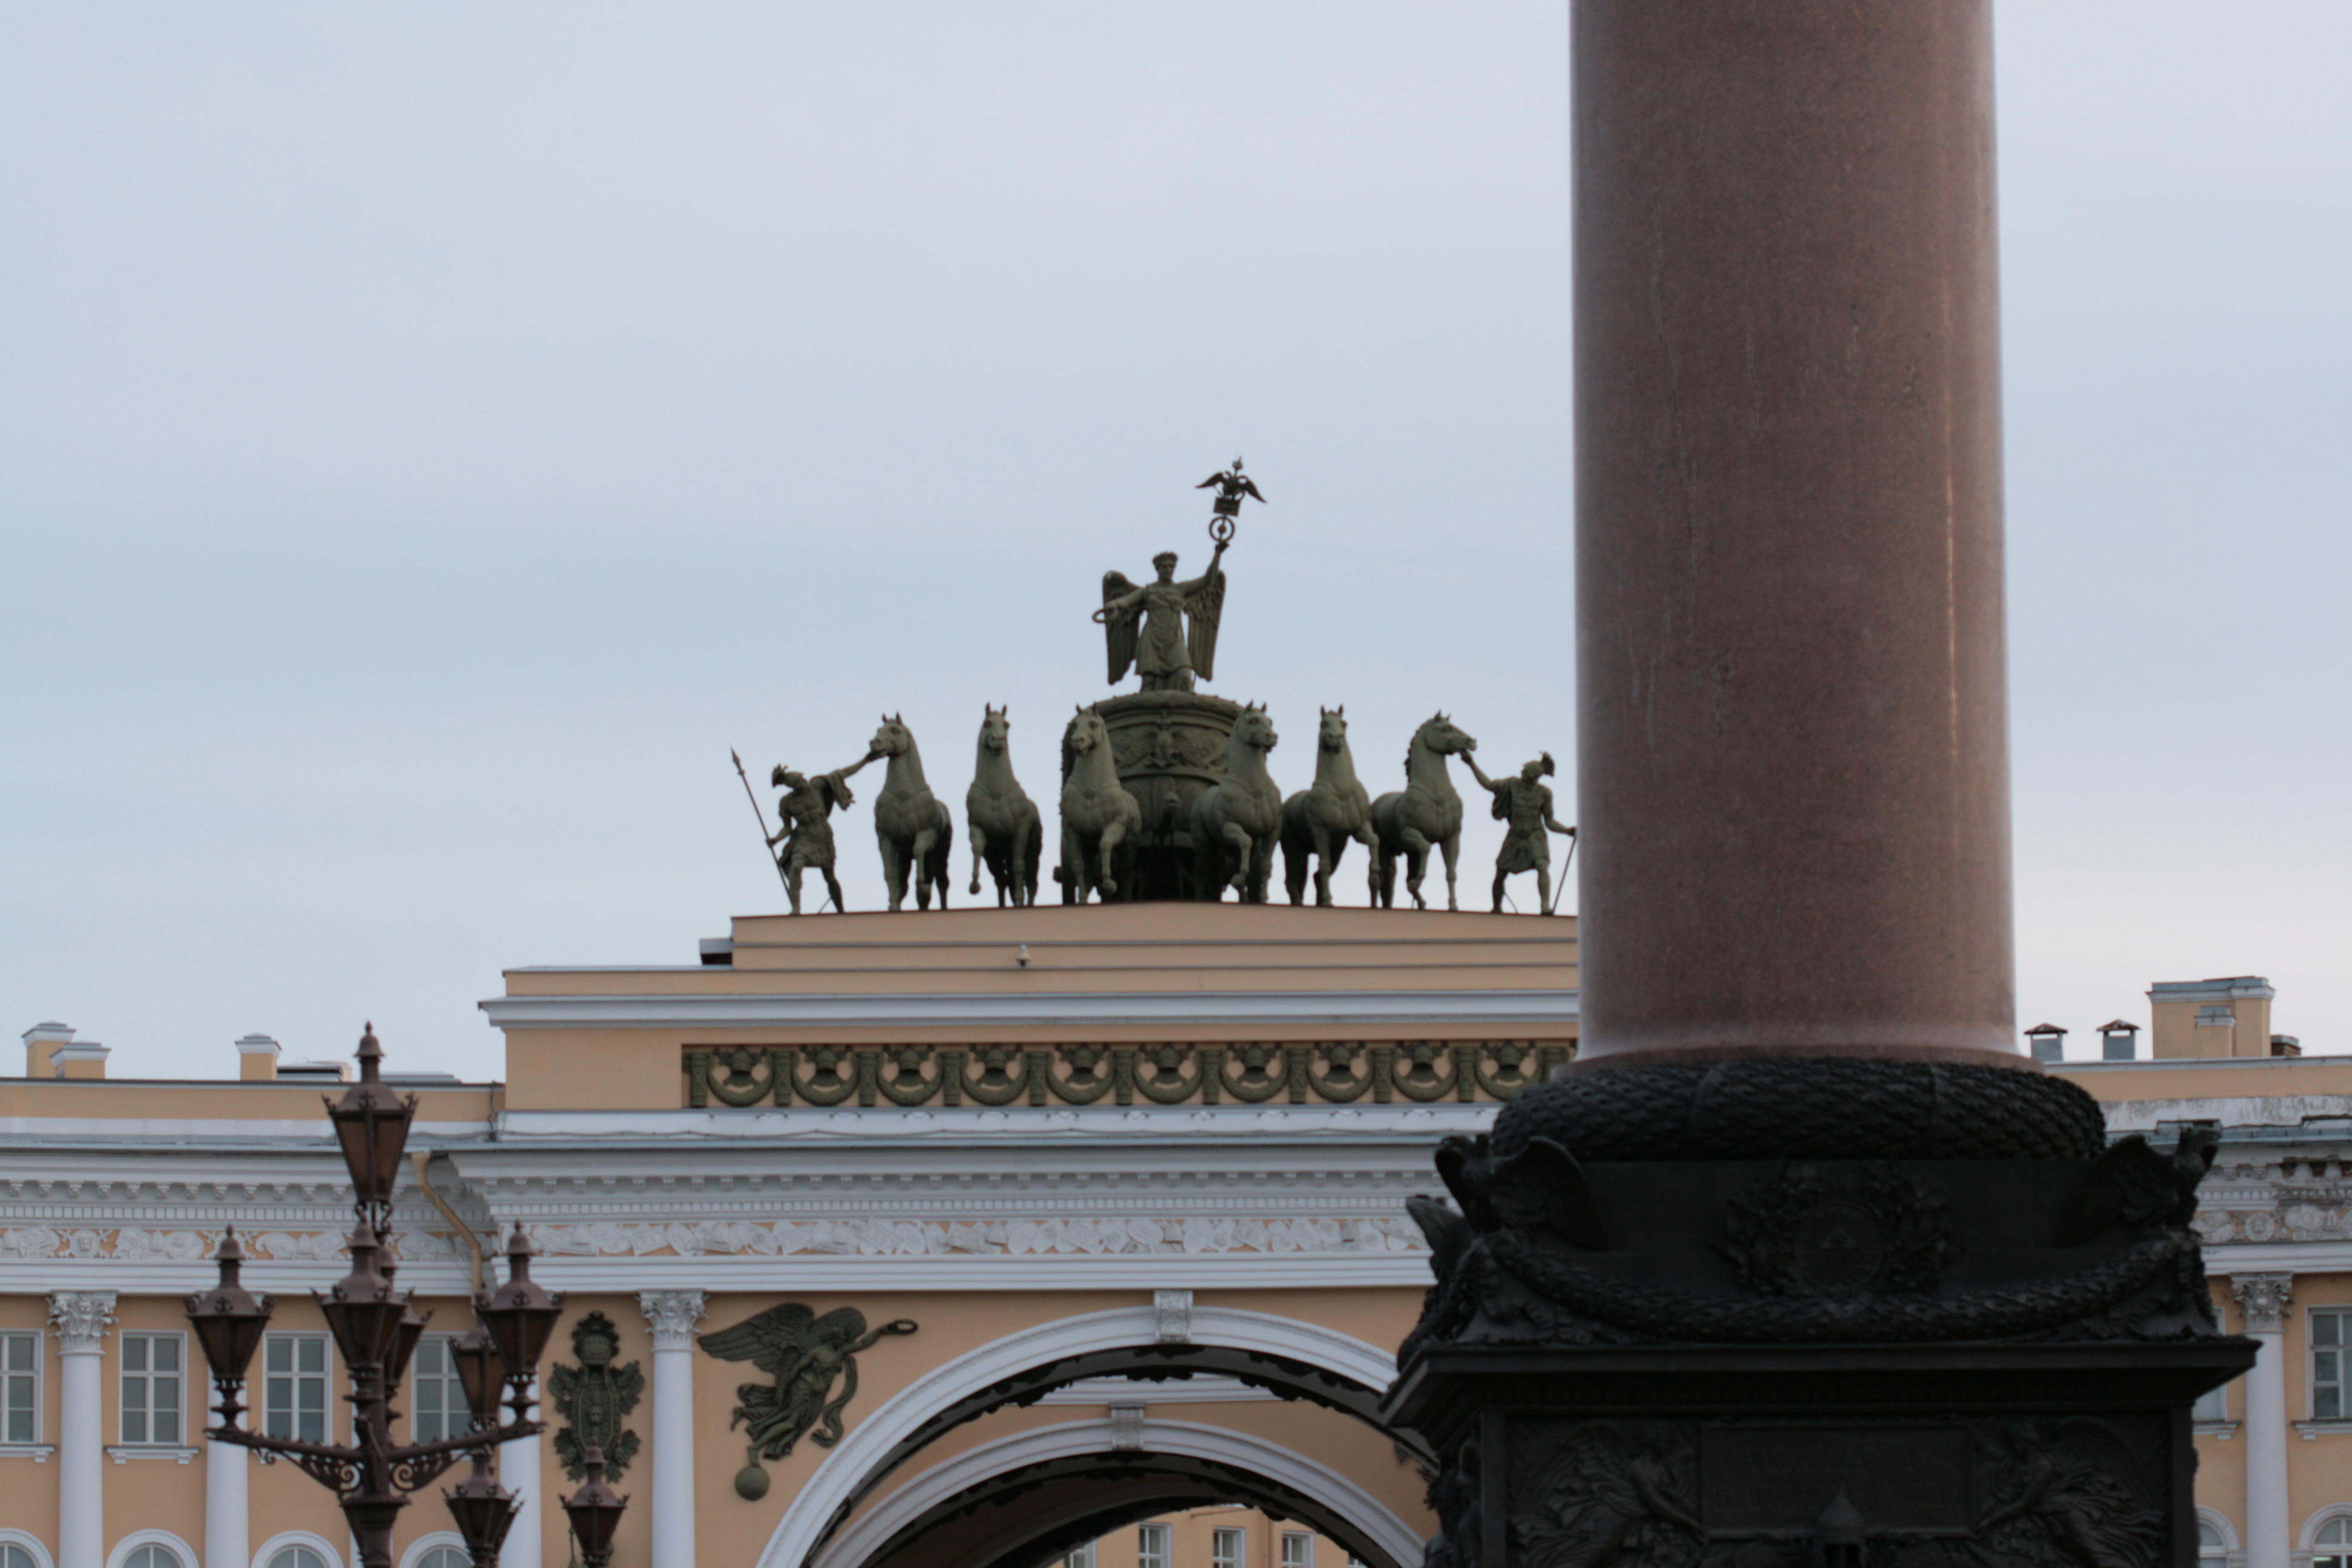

[505,1419,544,1568]
[2233,1273,2293,1568]
[640,1290,708,1568]
[204,1440,249,1568]
[49,1292,117,1568]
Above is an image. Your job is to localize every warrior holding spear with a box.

[732,747,875,914]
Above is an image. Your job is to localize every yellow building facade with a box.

[1,918,2341,1568]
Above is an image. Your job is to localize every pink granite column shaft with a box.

[1572,1,2017,1065]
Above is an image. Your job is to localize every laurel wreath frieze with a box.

[683,1040,1570,1111]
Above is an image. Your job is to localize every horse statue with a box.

[966,705,1041,907]
[1188,704,1282,903]
[1279,705,1378,907]
[1371,712,1479,910]
[869,713,953,911]
[1059,704,1142,904]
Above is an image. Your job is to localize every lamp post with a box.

[186,1025,563,1568]
[560,1446,629,1568]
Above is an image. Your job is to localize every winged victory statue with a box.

[1093,459,1264,692]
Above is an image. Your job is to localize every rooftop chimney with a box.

[50,1040,111,1080]
[22,1022,74,1079]
[236,1034,283,1082]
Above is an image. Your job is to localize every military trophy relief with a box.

[698,1302,917,1501]
[550,1312,644,1483]
[723,458,1573,912]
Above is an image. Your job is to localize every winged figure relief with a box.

[1097,546,1229,691]
[697,1302,918,1460]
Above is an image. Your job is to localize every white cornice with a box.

[479,988,1576,1030]
[483,1102,1493,1147]
[5,1250,1437,1294]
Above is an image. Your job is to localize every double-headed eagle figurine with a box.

[1094,459,1266,693]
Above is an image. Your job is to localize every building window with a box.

[123,1548,186,1568]
[2314,1518,2352,1568]
[1282,1535,1314,1568]
[1065,1544,1095,1568]
[119,1333,184,1446]
[1138,1525,1169,1568]
[411,1336,468,1442]
[2,1330,38,1443]
[2191,1381,2227,1422]
[2316,1310,2352,1419]
[2,1545,37,1568]
[416,1550,470,1568]
[266,1550,330,1568]
[1213,1529,1244,1568]
[2196,1523,2227,1568]
[264,1334,332,1443]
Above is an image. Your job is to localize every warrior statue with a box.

[1464,751,1576,915]
[1096,541,1229,692]
[768,754,874,915]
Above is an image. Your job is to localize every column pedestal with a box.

[2233,1275,2292,1568]
[640,1291,708,1568]
[49,1292,115,1568]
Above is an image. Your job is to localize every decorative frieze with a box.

[523,1214,1426,1259]
[683,1040,1568,1110]
[0,1226,463,1264]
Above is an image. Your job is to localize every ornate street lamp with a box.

[561,1445,629,1568]
[187,1025,560,1568]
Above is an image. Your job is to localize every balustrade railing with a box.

[682,1041,1570,1110]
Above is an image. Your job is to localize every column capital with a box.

[2232,1272,2295,1332]
[639,1289,708,1350]
[47,1291,117,1353]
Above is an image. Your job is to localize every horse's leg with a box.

[1442,832,1463,912]
[969,822,988,900]
[1400,826,1433,910]
[1021,818,1040,907]
[1312,822,1336,907]
[913,826,940,910]
[1353,822,1380,903]
[1221,821,1253,893]
[1099,820,1127,898]
[880,838,905,912]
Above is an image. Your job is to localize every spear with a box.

[1547,828,1578,916]
[732,748,790,894]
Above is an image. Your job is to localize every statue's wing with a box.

[1185,567,1226,682]
[1240,477,1266,502]
[1195,473,1227,491]
[699,1302,816,1377]
[1102,572,1140,682]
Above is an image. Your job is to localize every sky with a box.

[3,3,2345,1081]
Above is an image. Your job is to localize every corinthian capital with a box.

[48,1290,118,1353]
[639,1289,708,1350]
[2232,1272,2295,1333]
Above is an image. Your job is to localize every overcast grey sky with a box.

[4,4,2345,1080]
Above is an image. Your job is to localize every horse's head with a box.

[1068,704,1104,754]
[870,713,912,760]
[979,705,1010,754]
[1318,705,1347,752]
[1420,710,1477,757]
[1235,703,1278,754]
